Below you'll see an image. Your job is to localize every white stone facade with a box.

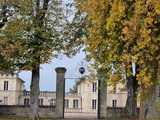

[0,71,136,113]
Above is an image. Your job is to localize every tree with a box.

[0,0,82,119]
[75,0,139,117]
[75,0,160,119]
[0,0,15,72]
[69,83,77,93]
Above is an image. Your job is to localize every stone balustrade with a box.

[65,93,81,97]
[0,73,17,78]
[22,91,81,97]
[22,91,56,97]
[64,108,82,113]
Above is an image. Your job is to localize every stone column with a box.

[98,79,107,119]
[55,67,66,119]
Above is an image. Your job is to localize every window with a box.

[4,97,8,105]
[50,98,56,106]
[92,82,97,92]
[112,100,117,107]
[92,99,97,110]
[24,98,30,105]
[38,99,43,106]
[65,99,69,108]
[73,100,78,108]
[4,81,8,90]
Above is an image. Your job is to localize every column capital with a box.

[55,67,66,73]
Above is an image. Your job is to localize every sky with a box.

[18,51,88,92]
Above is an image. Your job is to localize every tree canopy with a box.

[75,0,160,119]
[0,0,84,119]
[0,0,82,71]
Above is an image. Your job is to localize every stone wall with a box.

[107,107,139,118]
[0,105,55,118]
[0,106,139,118]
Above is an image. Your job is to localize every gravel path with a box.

[63,113,98,120]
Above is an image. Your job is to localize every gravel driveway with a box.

[63,113,98,120]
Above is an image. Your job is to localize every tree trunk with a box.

[0,0,7,28]
[139,83,159,120]
[125,75,138,117]
[30,68,40,120]
[139,59,159,120]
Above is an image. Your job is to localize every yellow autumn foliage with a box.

[76,0,160,91]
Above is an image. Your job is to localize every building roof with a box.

[0,70,25,83]
[17,77,25,83]
[0,70,11,75]
[76,75,99,85]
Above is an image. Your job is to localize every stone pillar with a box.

[55,67,66,119]
[98,79,107,119]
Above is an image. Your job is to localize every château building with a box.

[0,71,136,113]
